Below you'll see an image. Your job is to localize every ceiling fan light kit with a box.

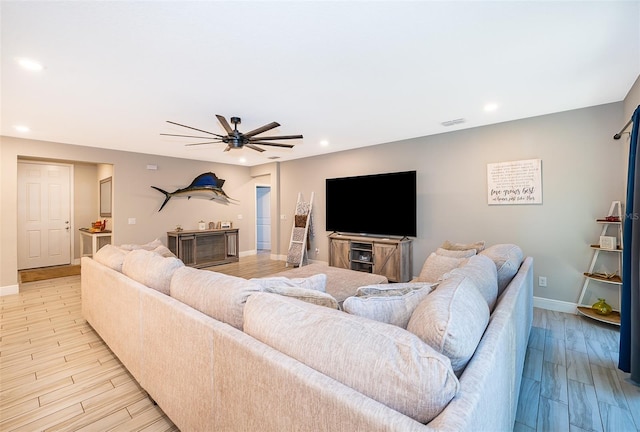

[161,115,303,153]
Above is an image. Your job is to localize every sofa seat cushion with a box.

[93,244,128,272]
[407,276,489,375]
[343,282,435,328]
[170,267,263,330]
[122,249,184,295]
[442,254,498,311]
[479,244,524,296]
[244,292,460,424]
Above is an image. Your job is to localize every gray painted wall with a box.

[277,103,626,305]
[2,86,639,307]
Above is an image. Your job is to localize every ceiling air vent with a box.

[441,118,466,127]
[267,156,280,160]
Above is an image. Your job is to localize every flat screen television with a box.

[325,170,417,237]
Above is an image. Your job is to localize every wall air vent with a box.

[441,118,466,127]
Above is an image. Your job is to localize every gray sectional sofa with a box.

[81,241,533,431]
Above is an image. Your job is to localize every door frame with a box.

[255,184,271,253]
[17,159,75,269]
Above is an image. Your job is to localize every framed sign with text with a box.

[487,159,542,205]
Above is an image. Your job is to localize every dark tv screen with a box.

[325,170,417,237]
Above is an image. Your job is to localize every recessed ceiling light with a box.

[14,125,30,133]
[320,140,329,147]
[484,103,499,112]
[239,157,247,164]
[17,58,44,71]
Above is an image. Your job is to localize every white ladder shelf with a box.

[576,200,623,326]
[286,192,314,267]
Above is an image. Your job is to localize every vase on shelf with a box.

[592,298,613,316]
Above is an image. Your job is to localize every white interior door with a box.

[256,186,271,251]
[18,162,72,269]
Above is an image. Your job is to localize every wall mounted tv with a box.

[325,170,417,237]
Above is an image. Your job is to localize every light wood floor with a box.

[3,254,639,431]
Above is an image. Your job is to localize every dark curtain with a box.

[619,104,640,384]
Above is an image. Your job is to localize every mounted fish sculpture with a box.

[151,172,236,212]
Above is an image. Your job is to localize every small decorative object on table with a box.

[221,221,232,229]
[198,220,206,230]
[592,298,613,315]
[175,225,183,232]
[209,222,215,229]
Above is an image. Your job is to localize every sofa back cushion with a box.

[442,254,498,311]
[93,244,128,272]
[479,244,524,296]
[407,276,489,375]
[343,283,435,328]
[170,267,262,330]
[244,292,460,424]
[122,249,184,295]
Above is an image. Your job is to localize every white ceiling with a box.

[2,1,639,167]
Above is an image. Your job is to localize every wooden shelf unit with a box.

[328,233,412,282]
[167,228,239,268]
[576,201,623,326]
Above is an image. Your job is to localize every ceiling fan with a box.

[161,115,303,153]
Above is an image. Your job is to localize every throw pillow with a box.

[170,267,263,330]
[93,244,128,272]
[435,247,477,258]
[250,274,327,292]
[122,249,184,295]
[479,244,524,296]
[262,286,338,309]
[244,293,460,424]
[152,244,177,258]
[119,238,164,251]
[407,276,489,375]
[442,254,498,311]
[343,282,435,328]
[415,253,468,283]
[441,240,486,252]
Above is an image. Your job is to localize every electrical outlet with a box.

[237,214,243,220]
[538,276,547,287]
[128,218,136,225]
[280,214,286,220]
[315,248,319,254]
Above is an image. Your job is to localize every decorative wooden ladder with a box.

[286,192,314,267]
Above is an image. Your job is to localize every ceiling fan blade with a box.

[216,115,234,134]
[224,145,232,152]
[249,141,295,148]
[184,141,223,147]
[248,134,303,141]
[245,144,266,153]
[166,121,225,138]
[161,133,223,139]
[243,122,280,138]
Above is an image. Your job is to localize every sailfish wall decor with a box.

[151,172,236,211]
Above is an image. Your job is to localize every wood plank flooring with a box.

[515,308,640,432]
[3,254,639,431]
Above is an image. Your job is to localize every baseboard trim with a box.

[533,296,578,314]
[239,250,257,258]
[1,284,19,297]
